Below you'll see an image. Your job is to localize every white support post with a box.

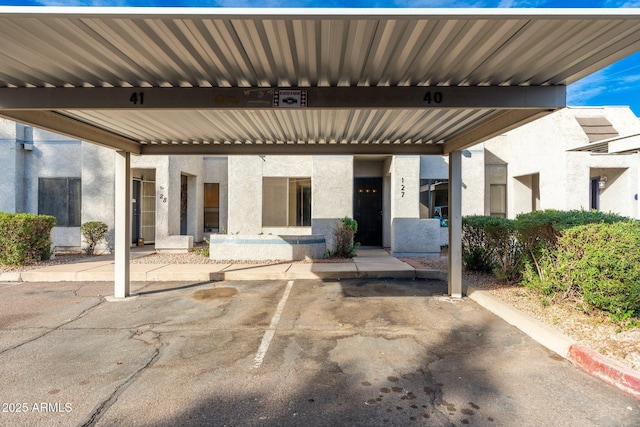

[114,151,131,298]
[637,152,640,220]
[448,151,463,298]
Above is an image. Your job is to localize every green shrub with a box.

[462,216,497,273]
[462,215,523,280]
[0,212,56,265]
[515,209,628,279]
[330,217,359,258]
[486,218,524,281]
[80,221,109,255]
[524,221,640,322]
[195,237,211,258]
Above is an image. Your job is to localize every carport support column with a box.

[637,152,640,220]
[448,151,463,298]
[114,151,131,298]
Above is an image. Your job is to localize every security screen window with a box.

[38,177,81,227]
[263,177,311,227]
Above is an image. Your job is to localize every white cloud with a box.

[390,0,487,6]
[497,0,547,7]
[568,62,640,107]
[604,0,640,7]
[567,70,608,106]
[391,0,551,8]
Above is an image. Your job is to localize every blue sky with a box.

[2,0,640,115]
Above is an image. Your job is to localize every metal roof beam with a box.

[0,110,141,154]
[140,142,445,156]
[443,109,555,154]
[0,86,565,110]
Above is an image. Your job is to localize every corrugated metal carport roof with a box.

[0,7,639,155]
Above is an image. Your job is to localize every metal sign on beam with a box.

[0,86,565,110]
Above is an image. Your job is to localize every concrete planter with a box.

[209,234,326,261]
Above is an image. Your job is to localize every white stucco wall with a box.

[390,156,440,255]
[311,156,353,251]
[82,142,116,252]
[227,156,263,235]
[229,156,315,235]
[471,107,640,219]
[203,157,229,233]
[460,150,485,216]
[131,155,204,250]
[168,156,204,246]
[27,128,83,247]
[0,119,24,213]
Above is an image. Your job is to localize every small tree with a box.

[81,221,108,255]
[331,217,359,258]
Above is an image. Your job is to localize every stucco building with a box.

[462,106,640,220]
[1,106,639,259]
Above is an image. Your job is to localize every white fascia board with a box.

[608,134,640,154]
[0,7,639,19]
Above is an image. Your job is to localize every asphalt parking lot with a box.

[0,278,638,427]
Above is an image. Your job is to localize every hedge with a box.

[463,210,639,321]
[523,221,640,322]
[0,212,56,265]
[462,215,523,281]
[514,210,629,280]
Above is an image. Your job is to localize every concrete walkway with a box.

[0,248,430,283]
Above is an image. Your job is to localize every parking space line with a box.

[252,280,294,369]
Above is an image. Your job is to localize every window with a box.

[263,177,311,227]
[38,178,81,227]
[204,183,220,232]
[490,184,507,217]
[419,179,448,219]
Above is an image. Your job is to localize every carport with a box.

[0,7,639,298]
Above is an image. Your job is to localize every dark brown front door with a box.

[354,177,383,246]
[180,175,188,235]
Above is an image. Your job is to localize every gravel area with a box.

[405,255,640,372]
[129,249,353,265]
[0,248,352,271]
[0,254,88,273]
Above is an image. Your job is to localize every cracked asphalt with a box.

[0,278,638,427]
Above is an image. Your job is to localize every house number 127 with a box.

[401,178,405,198]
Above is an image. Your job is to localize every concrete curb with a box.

[402,259,448,281]
[466,284,640,400]
[0,268,421,283]
[568,344,640,400]
[0,272,22,282]
[465,284,576,358]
